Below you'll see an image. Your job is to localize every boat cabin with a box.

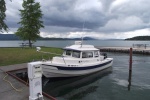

[62,41,101,58]
[51,41,104,65]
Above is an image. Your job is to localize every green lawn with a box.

[0,47,63,66]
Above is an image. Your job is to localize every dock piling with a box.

[129,48,132,71]
[128,48,132,91]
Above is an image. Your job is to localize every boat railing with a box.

[36,47,66,64]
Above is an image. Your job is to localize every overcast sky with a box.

[4,0,150,39]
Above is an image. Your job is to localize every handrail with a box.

[37,50,67,65]
[62,56,66,65]
[37,50,61,55]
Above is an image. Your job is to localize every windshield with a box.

[72,51,80,58]
[63,50,80,58]
[65,50,72,56]
[82,51,93,58]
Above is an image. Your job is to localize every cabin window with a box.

[94,51,99,57]
[66,50,72,56]
[72,51,80,58]
[82,52,93,58]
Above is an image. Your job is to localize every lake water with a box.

[0,40,150,48]
[42,52,150,100]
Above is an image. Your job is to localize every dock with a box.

[0,63,54,100]
[96,46,150,55]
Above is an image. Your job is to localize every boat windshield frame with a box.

[63,49,100,59]
[63,49,81,58]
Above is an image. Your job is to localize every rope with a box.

[3,72,22,92]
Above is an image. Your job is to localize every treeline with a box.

[125,36,150,41]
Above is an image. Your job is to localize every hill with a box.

[38,36,97,40]
[0,34,20,40]
[125,36,150,41]
[0,34,97,40]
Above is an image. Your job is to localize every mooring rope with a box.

[3,72,22,92]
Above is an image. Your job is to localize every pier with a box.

[96,46,150,55]
[0,63,55,100]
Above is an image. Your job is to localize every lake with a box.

[0,40,150,48]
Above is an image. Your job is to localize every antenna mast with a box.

[81,21,85,47]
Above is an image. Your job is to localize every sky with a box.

[4,0,150,39]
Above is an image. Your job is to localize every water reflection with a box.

[42,67,112,97]
[128,70,132,91]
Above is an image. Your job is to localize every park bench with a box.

[20,42,35,48]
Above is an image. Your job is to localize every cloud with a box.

[4,0,150,39]
[40,0,106,29]
[5,0,22,28]
[99,16,147,32]
[109,0,150,24]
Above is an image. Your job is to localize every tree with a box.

[15,0,44,47]
[0,0,8,32]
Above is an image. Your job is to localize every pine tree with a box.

[15,0,44,47]
[0,0,8,32]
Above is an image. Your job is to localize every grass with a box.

[0,47,63,66]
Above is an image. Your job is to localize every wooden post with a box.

[128,69,132,91]
[129,48,132,71]
[128,48,132,91]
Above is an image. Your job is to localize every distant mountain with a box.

[0,34,97,40]
[0,34,20,40]
[125,36,150,41]
[103,39,123,41]
[84,37,98,40]
[40,37,97,40]
[70,37,97,40]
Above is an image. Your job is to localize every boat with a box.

[37,41,113,78]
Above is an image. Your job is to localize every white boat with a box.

[38,41,113,78]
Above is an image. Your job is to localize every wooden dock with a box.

[96,46,150,55]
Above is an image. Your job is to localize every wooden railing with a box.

[132,44,149,49]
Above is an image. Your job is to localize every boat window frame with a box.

[64,50,72,56]
[82,51,94,58]
[94,50,99,58]
[63,49,81,58]
[72,50,81,58]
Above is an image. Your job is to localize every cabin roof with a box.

[64,44,99,51]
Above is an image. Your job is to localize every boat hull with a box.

[42,58,113,78]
